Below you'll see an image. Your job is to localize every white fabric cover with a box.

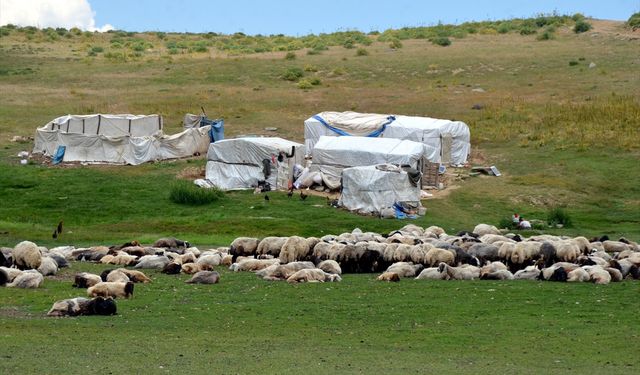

[205,137,304,191]
[339,165,421,215]
[304,111,470,165]
[183,113,202,128]
[310,136,428,189]
[33,114,211,165]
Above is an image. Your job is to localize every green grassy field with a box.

[0,16,639,374]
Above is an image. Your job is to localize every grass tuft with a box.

[169,180,223,205]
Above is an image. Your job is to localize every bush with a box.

[284,51,296,60]
[519,26,537,35]
[536,31,555,41]
[91,46,104,53]
[342,39,355,49]
[431,36,451,46]
[498,217,518,230]
[628,12,640,30]
[297,79,313,89]
[309,77,321,85]
[547,207,573,228]
[574,20,592,33]
[304,64,318,72]
[569,60,579,66]
[356,48,369,56]
[389,38,402,49]
[281,67,304,81]
[169,181,223,205]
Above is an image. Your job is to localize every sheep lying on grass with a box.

[286,269,342,283]
[47,297,117,317]
[7,270,43,288]
[87,281,134,298]
[185,271,220,284]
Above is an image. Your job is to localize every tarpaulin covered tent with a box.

[339,164,422,216]
[304,111,471,165]
[310,136,429,189]
[33,114,212,165]
[205,137,305,190]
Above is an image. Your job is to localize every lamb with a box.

[567,267,590,282]
[472,224,500,236]
[47,297,117,317]
[437,263,480,280]
[279,236,311,263]
[116,269,151,283]
[480,269,514,280]
[415,267,449,280]
[286,268,341,283]
[37,256,58,276]
[425,247,455,267]
[377,272,400,282]
[317,260,342,275]
[153,237,191,249]
[105,269,130,283]
[257,261,315,281]
[87,281,134,298]
[73,272,102,288]
[256,237,287,257]
[7,270,44,288]
[185,271,220,284]
[229,237,260,261]
[385,262,424,278]
[514,266,541,280]
[12,241,42,270]
[134,255,170,269]
[230,258,280,272]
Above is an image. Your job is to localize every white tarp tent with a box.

[310,136,429,189]
[205,137,305,190]
[339,164,422,216]
[33,114,212,165]
[304,111,471,165]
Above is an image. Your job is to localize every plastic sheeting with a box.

[33,114,212,165]
[339,164,422,215]
[310,136,429,189]
[205,137,305,191]
[304,111,471,165]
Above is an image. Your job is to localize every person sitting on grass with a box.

[518,217,532,229]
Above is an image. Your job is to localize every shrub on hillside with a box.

[627,12,640,30]
[389,38,403,49]
[169,181,223,205]
[297,79,313,89]
[281,67,304,81]
[574,20,592,33]
[356,48,369,56]
[547,207,573,228]
[284,52,296,60]
[536,30,555,41]
[431,36,451,46]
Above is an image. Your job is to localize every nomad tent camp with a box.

[304,111,470,165]
[310,136,429,189]
[205,137,305,191]
[33,114,213,165]
[339,164,422,216]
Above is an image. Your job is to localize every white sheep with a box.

[567,267,590,282]
[47,297,117,317]
[73,272,102,288]
[385,262,424,278]
[377,272,400,282]
[437,263,480,280]
[425,247,455,267]
[134,255,170,269]
[37,256,58,276]
[7,270,44,288]
[13,241,42,270]
[185,271,220,284]
[317,260,342,275]
[415,267,449,280]
[257,261,315,281]
[256,237,287,257]
[87,281,134,298]
[229,237,260,260]
[472,224,500,236]
[514,266,541,280]
[286,268,341,283]
[279,236,310,263]
[230,258,280,272]
[105,269,130,283]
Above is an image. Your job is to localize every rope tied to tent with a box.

[312,115,396,137]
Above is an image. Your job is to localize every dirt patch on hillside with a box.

[589,19,639,40]
[177,166,205,180]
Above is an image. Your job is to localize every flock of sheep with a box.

[1,223,639,317]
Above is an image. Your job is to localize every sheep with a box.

[627,252,640,265]
[480,269,514,280]
[0,266,22,283]
[480,234,514,244]
[153,237,191,249]
[609,259,639,279]
[605,267,623,282]
[480,261,507,277]
[582,266,611,285]
[87,281,134,298]
[555,240,580,263]
[386,233,419,245]
[392,244,414,263]
[257,262,316,281]
[256,237,287,257]
[185,271,220,284]
[437,263,480,280]
[47,297,117,317]
[162,262,182,275]
[196,253,223,268]
[7,270,44,288]
[115,246,147,257]
[37,256,58,276]
[424,226,446,238]
[286,268,341,283]
[510,242,542,269]
[73,246,109,262]
[472,224,500,236]
[106,269,130,283]
[279,236,311,263]
[230,258,280,272]
[377,272,400,282]
[383,243,400,263]
[46,253,68,268]
[603,240,630,254]
[567,268,590,282]
[385,262,424,278]
[73,272,102,288]
[397,224,425,237]
[468,243,501,265]
[115,269,151,283]
[540,266,568,282]
[415,267,449,280]
[425,247,455,267]
[317,260,342,275]
[12,241,42,270]
[229,237,260,261]
[577,255,608,267]
[537,242,558,269]
[0,268,7,286]
[514,266,541,280]
[573,236,591,255]
[134,255,170,269]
